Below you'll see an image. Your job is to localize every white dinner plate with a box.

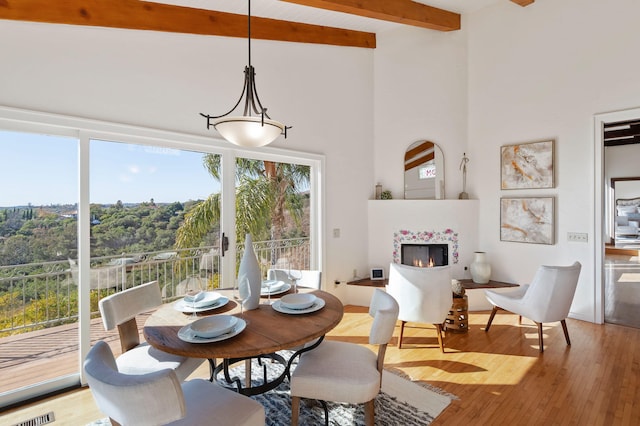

[280,293,316,309]
[261,282,291,296]
[272,297,325,315]
[174,296,229,313]
[184,291,222,308]
[190,315,238,338]
[178,317,247,343]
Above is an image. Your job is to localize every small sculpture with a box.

[459,153,469,199]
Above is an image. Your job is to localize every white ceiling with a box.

[146,0,503,33]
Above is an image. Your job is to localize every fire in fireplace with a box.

[401,243,448,267]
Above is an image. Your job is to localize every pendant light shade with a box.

[200,0,289,147]
[213,116,285,148]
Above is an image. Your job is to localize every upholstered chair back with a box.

[386,262,452,325]
[84,340,186,426]
[520,261,582,323]
[267,269,322,289]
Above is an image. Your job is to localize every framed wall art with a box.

[501,140,554,189]
[500,197,554,244]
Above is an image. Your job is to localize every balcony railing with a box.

[0,237,310,337]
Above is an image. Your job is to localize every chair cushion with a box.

[291,340,380,404]
[168,379,265,426]
[116,342,203,382]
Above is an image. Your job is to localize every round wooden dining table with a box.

[143,288,344,395]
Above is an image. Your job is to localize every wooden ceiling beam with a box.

[281,0,460,32]
[0,0,376,48]
[511,0,535,6]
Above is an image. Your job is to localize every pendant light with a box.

[200,0,289,147]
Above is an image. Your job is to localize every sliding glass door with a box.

[0,129,80,405]
[0,109,322,408]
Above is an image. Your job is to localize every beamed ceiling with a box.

[0,0,534,49]
[604,120,640,147]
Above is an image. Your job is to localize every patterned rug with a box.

[220,356,454,426]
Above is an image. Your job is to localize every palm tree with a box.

[175,154,310,252]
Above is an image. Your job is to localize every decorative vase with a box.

[470,251,491,284]
[237,234,262,310]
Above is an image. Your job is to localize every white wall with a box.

[373,25,469,201]
[0,20,375,297]
[467,0,640,322]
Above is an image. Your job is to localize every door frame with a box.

[594,106,640,325]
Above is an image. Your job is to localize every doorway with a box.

[597,112,640,328]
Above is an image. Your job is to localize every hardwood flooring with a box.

[3,307,640,425]
[605,253,640,328]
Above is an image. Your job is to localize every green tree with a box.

[175,155,310,250]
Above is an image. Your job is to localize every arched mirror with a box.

[404,140,445,199]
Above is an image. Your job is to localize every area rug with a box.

[87,354,455,426]
[219,355,454,426]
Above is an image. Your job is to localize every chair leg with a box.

[364,399,375,426]
[398,321,406,349]
[485,306,499,332]
[561,319,571,346]
[435,323,445,353]
[536,322,544,353]
[291,396,300,426]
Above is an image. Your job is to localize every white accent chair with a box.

[386,262,452,352]
[484,261,582,353]
[267,269,322,289]
[98,280,203,381]
[84,340,265,426]
[290,289,399,426]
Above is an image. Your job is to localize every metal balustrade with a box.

[0,237,310,336]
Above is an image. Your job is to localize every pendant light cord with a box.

[247,0,252,68]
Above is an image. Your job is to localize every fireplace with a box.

[401,243,448,267]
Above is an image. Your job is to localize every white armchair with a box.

[98,281,203,381]
[84,340,265,426]
[385,262,452,352]
[484,261,581,353]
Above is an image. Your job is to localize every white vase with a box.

[470,251,491,284]
[237,234,262,310]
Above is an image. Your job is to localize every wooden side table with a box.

[445,295,468,333]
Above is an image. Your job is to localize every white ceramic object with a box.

[280,293,316,310]
[190,315,238,338]
[470,251,491,284]
[178,318,246,343]
[184,291,222,308]
[173,297,229,313]
[272,297,325,315]
[237,234,262,310]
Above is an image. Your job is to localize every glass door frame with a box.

[0,105,325,405]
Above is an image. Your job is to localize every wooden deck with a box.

[0,314,150,395]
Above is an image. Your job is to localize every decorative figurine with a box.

[459,153,469,199]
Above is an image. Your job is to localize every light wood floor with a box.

[3,306,640,425]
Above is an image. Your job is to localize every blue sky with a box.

[0,130,221,207]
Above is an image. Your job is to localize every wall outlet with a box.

[567,232,588,242]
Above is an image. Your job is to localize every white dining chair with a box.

[267,268,322,290]
[290,289,399,426]
[98,280,203,381]
[484,261,582,353]
[84,340,265,426]
[385,262,452,352]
